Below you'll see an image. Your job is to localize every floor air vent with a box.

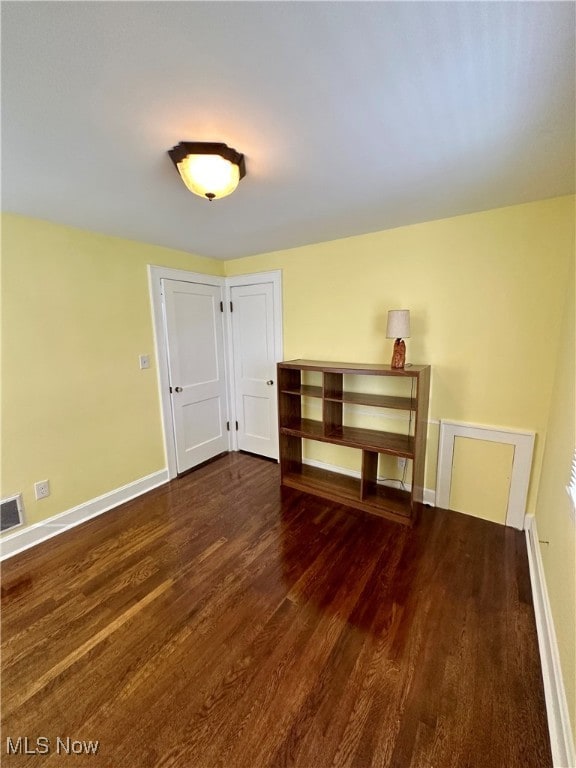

[1,494,24,532]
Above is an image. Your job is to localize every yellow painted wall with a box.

[226,196,575,514]
[535,252,575,736]
[2,197,573,537]
[1,213,223,526]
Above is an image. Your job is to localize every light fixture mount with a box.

[168,141,246,201]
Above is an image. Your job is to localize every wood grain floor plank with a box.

[1,453,551,768]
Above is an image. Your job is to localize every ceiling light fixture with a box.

[167,141,246,201]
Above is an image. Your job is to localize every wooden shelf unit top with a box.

[279,359,429,376]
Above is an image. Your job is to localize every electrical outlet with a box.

[397,457,406,472]
[139,354,151,370]
[34,480,50,500]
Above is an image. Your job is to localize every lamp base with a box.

[391,339,406,369]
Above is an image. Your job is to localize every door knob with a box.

[266,380,274,386]
[174,386,183,393]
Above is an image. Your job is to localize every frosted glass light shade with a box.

[177,154,240,200]
[168,142,246,201]
[386,309,411,339]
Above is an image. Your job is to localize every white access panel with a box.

[436,419,535,530]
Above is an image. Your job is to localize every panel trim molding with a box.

[436,419,535,529]
[0,469,169,561]
[525,514,576,768]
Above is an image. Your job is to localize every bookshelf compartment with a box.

[282,464,361,504]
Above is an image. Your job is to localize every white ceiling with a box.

[2,1,574,260]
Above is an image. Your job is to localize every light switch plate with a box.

[139,354,151,370]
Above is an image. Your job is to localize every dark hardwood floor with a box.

[1,452,551,768]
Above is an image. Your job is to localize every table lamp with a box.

[386,310,410,369]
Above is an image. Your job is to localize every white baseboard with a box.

[0,469,169,561]
[302,458,436,506]
[525,514,576,768]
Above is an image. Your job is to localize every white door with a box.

[230,282,279,459]
[162,279,228,473]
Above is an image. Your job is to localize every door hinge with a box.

[230,301,234,312]
[235,421,239,431]
[169,386,173,394]
[226,421,230,431]
[220,301,224,313]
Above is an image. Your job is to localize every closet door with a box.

[230,281,279,460]
[163,279,228,472]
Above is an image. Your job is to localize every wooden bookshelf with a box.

[278,359,431,525]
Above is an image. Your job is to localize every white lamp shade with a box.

[176,153,240,200]
[386,309,411,339]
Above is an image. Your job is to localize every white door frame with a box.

[149,266,283,477]
[148,266,231,479]
[224,270,283,453]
